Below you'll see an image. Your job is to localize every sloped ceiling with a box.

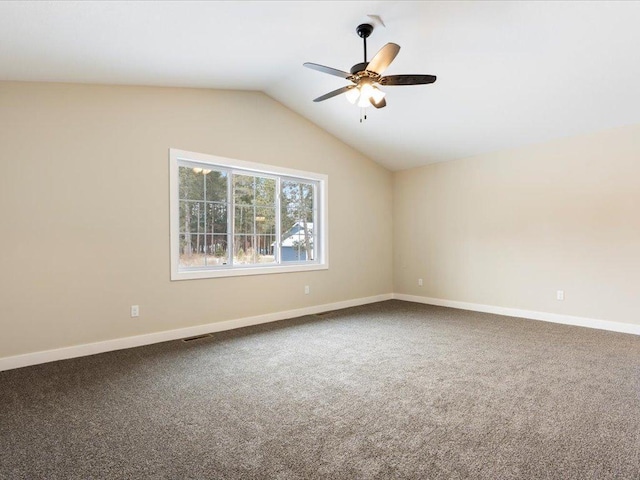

[1,1,639,170]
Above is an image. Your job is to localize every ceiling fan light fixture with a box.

[357,92,371,108]
[345,87,360,104]
[360,82,374,98]
[303,22,437,115]
[357,82,376,107]
[370,86,385,103]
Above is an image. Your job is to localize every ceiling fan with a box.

[303,23,437,110]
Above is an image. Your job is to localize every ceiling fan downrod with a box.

[356,23,374,64]
[357,23,373,122]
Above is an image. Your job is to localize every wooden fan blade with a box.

[380,74,437,86]
[303,62,352,79]
[370,97,387,109]
[366,43,400,75]
[313,85,355,102]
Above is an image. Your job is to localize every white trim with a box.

[169,148,329,281]
[5,292,638,372]
[174,263,328,280]
[392,293,640,336]
[171,149,329,180]
[0,294,392,372]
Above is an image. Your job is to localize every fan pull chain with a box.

[360,108,367,123]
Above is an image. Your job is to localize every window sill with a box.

[171,262,328,281]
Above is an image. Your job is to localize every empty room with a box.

[1,1,639,479]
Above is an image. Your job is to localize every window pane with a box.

[205,203,228,235]
[256,206,275,234]
[256,233,276,261]
[281,181,314,227]
[255,177,276,206]
[233,234,254,264]
[205,170,228,202]
[179,201,204,234]
[179,234,207,267]
[233,234,276,265]
[281,222,314,262]
[281,180,315,262]
[179,166,205,200]
[256,206,276,261]
[234,205,254,234]
[205,234,229,266]
[233,174,255,206]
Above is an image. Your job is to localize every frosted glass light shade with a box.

[360,83,374,99]
[370,87,386,103]
[357,83,373,107]
[357,94,371,108]
[346,82,385,108]
[345,87,360,104]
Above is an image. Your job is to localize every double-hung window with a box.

[169,149,328,280]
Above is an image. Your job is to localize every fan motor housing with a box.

[350,62,368,74]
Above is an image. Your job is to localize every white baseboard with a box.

[0,294,393,372]
[393,293,640,336]
[3,292,638,372]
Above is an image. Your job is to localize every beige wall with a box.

[394,124,640,325]
[0,82,393,358]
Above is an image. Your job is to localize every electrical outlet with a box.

[304,285,310,295]
[131,305,140,317]
[418,278,423,287]
[556,290,564,301]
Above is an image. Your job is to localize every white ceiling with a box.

[1,1,640,171]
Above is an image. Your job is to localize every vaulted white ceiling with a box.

[2,1,639,171]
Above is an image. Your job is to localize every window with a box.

[169,149,328,280]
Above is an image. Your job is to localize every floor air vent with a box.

[182,334,212,342]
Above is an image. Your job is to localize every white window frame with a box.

[169,148,329,280]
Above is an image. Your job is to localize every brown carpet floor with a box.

[1,300,639,479]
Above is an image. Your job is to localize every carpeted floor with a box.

[1,300,639,479]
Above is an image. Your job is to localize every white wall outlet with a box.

[556,290,564,301]
[130,305,140,317]
[418,278,423,287]
[304,285,310,295]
